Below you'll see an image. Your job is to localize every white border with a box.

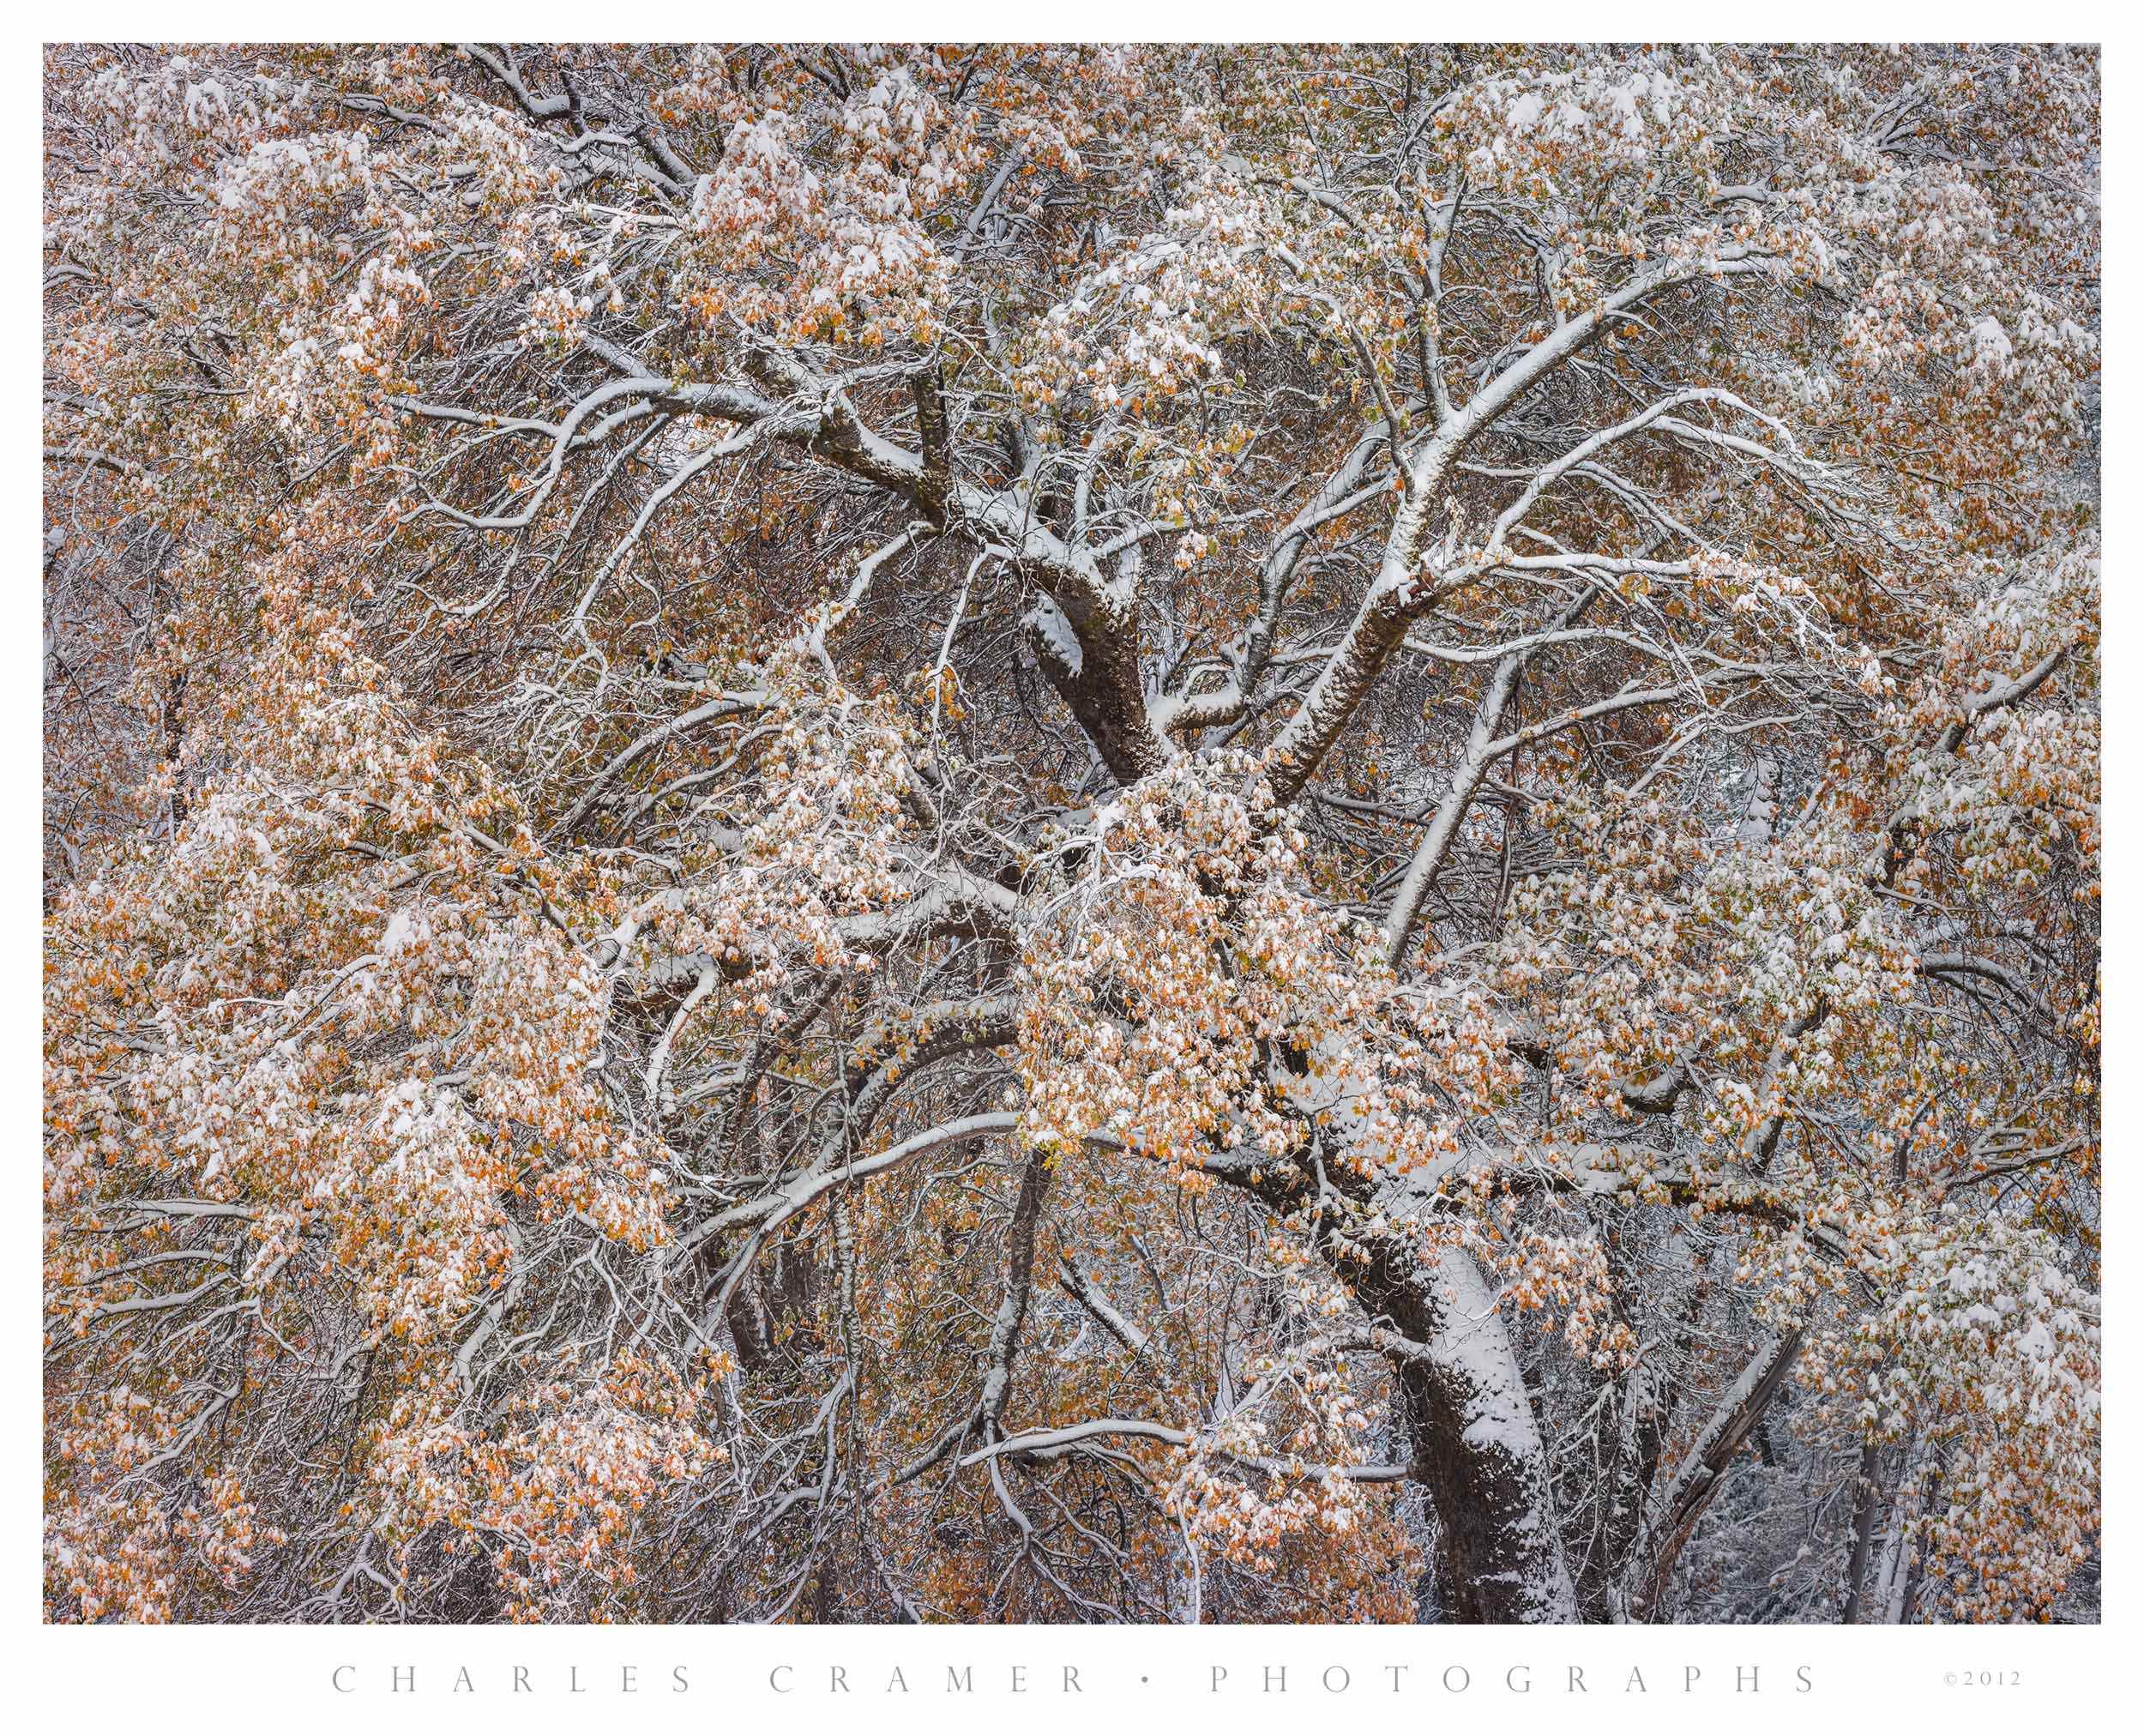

[9,10,2129,1727]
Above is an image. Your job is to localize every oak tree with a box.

[44,41,2099,1624]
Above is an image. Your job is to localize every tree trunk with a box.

[1398,1251,1578,1623]
[1840,1441,1885,1623]
[1211,1148,1576,1620]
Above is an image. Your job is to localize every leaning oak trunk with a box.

[1397,1251,1578,1623]
[1341,1204,1576,1621]
[1211,1145,1576,1620]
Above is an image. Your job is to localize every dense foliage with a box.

[44,41,2099,1624]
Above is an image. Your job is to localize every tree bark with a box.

[1211,1149,1577,1621]
[1840,1441,1885,1623]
